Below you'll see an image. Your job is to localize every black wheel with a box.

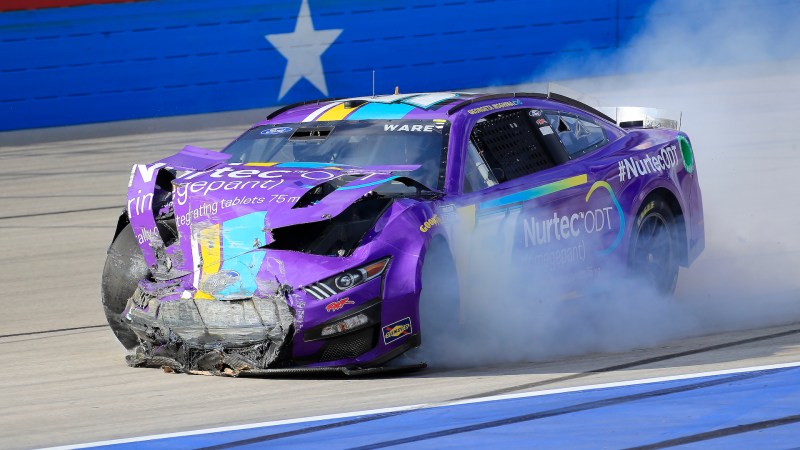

[629,198,680,295]
[101,223,147,349]
[418,239,460,347]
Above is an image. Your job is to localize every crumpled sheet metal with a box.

[125,285,295,376]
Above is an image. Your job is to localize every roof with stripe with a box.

[260,92,481,124]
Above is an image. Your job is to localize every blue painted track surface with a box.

[91,365,800,449]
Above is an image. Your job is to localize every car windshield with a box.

[222,120,448,190]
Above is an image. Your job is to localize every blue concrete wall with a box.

[0,0,797,131]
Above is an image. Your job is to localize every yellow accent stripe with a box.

[317,103,361,121]
[479,174,588,210]
[244,162,279,167]
[455,204,477,230]
[196,224,221,300]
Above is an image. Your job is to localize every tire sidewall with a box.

[101,223,147,348]
[418,239,460,346]
[628,198,680,296]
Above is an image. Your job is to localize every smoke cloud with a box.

[418,0,800,367]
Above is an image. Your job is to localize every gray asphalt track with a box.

[1,64,799,449]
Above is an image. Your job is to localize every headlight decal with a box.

[304,298,382,342]
[302,257,390,300]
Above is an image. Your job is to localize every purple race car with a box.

[101,91,704,375]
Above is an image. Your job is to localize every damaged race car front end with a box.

[103,119,449,376]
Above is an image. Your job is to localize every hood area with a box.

[127,148,436,301]
[170,161,432,256]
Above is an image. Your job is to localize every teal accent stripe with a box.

[339,175,398,190]
[346,103,416,120]
[218,212,267,298]
[587,181,625,255]
[277,162,344,169]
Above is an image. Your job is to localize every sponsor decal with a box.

[540,126,554,136]
[677,135,695,174]
[126,163,168,216]
[325,297,354,313]
[467,98,522,115]
[419,214,440,233]
[383,317,413,344]
[535,118,547,126]
[174,195,272,226]
[172,167,342,206]
[383,124,437,132]
[260,126,293,135]
[135,226,159,245]
[268,193,300,204]
[618,144,679,182]
[523,207,614,247]
[533,240,588,267]
[529,109,542,117]
[520,179,625,258]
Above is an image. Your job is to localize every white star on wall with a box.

[265,0,343,100]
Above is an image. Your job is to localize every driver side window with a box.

[463,140,498,193]
[543,112,607,157]
[462,108,563,193]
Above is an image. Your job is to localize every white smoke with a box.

[418,0,800,367]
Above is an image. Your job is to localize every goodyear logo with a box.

[419,214,440,233]
[383,317,413,345]
[637,201,655,227]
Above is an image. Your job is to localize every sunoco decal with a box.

[383,317,412,344]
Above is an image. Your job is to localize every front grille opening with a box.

[319,327,376,362]
[267,196,391,257]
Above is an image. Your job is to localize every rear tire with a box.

[628,198,680,296]
[101,223,147,349]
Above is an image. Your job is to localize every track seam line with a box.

[95,328,800,449]
[0,205,122,220]
[51,361,800,450]
[624,413,800,449]
[453,326,800,401]
[350,370,780,449]
[0,324,108,339]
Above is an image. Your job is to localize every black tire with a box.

[418,239,460,346]
[628,197,680,296]
[101,223,147,349]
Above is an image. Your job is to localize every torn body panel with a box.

[124,280,295,374]
[118,153,437,374]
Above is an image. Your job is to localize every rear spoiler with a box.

[599,106,683,131]
[545,84,682,130]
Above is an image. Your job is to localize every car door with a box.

[442,105,622,301]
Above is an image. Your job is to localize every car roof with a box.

[259,91,614,125]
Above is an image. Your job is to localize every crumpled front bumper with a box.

[123,282,295,375]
